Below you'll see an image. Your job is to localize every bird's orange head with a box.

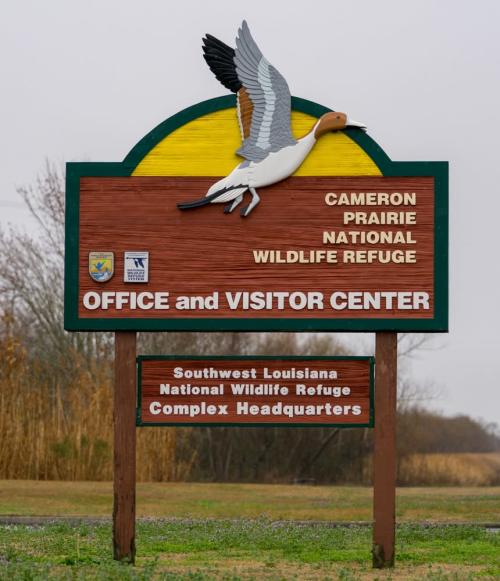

[314,112,367,138]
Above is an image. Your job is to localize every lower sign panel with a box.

[137,356,374,427]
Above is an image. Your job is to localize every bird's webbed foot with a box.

[240,188,260,217]
[224,194,244,214]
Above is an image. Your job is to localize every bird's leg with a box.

[224,194,244,214]
[240,188,260,217]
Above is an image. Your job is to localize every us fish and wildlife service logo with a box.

[89,252,114,282]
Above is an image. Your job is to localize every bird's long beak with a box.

[346,116,367,131]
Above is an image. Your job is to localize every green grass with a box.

[0,520,498,580]
[1,481,499,522]
[1,482,499,578]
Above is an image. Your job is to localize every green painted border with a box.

[136,355,375,428]
[65,95,448,332]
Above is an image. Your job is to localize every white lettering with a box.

[83,291,100,310]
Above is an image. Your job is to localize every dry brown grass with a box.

[0,334,193,481]
[398,452,500,486]
[1,480,498,520]
[2,331,499,486]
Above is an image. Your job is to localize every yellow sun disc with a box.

[132,109,381,177]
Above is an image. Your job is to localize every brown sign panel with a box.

[68,174,445,331]
[137,356,374,427]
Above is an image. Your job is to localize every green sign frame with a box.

[65,95,448,332]
[136,355,375,428]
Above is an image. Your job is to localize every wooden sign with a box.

[137,356,374,427]
[65,97,447,333]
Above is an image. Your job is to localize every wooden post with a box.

[372,331,398,568]
[113,331,137,563]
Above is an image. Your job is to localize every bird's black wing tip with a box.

[201,32,241,93]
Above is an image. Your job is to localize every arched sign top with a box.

[123,95,391,177]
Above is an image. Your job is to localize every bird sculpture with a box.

[178,21,366,217]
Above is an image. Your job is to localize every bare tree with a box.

[397,333,443,359]
[0,163,113,378]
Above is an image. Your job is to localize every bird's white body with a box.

[207,128,317,204]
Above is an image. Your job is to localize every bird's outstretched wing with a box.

[202,34,241,93]
[202,21,296,161]
[234,21,296,161]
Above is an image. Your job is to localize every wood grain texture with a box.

[139,358,371,425]
[372,332,397,568]
[78,176,435,321]
[113,332,136,563]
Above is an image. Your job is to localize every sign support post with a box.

[113,331,137,563]
[372,331,398,568]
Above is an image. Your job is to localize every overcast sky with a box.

[1,0,499,425]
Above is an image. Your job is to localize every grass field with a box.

[0,520,498,580]
[0,481,499,522]
[0,482,499,579]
